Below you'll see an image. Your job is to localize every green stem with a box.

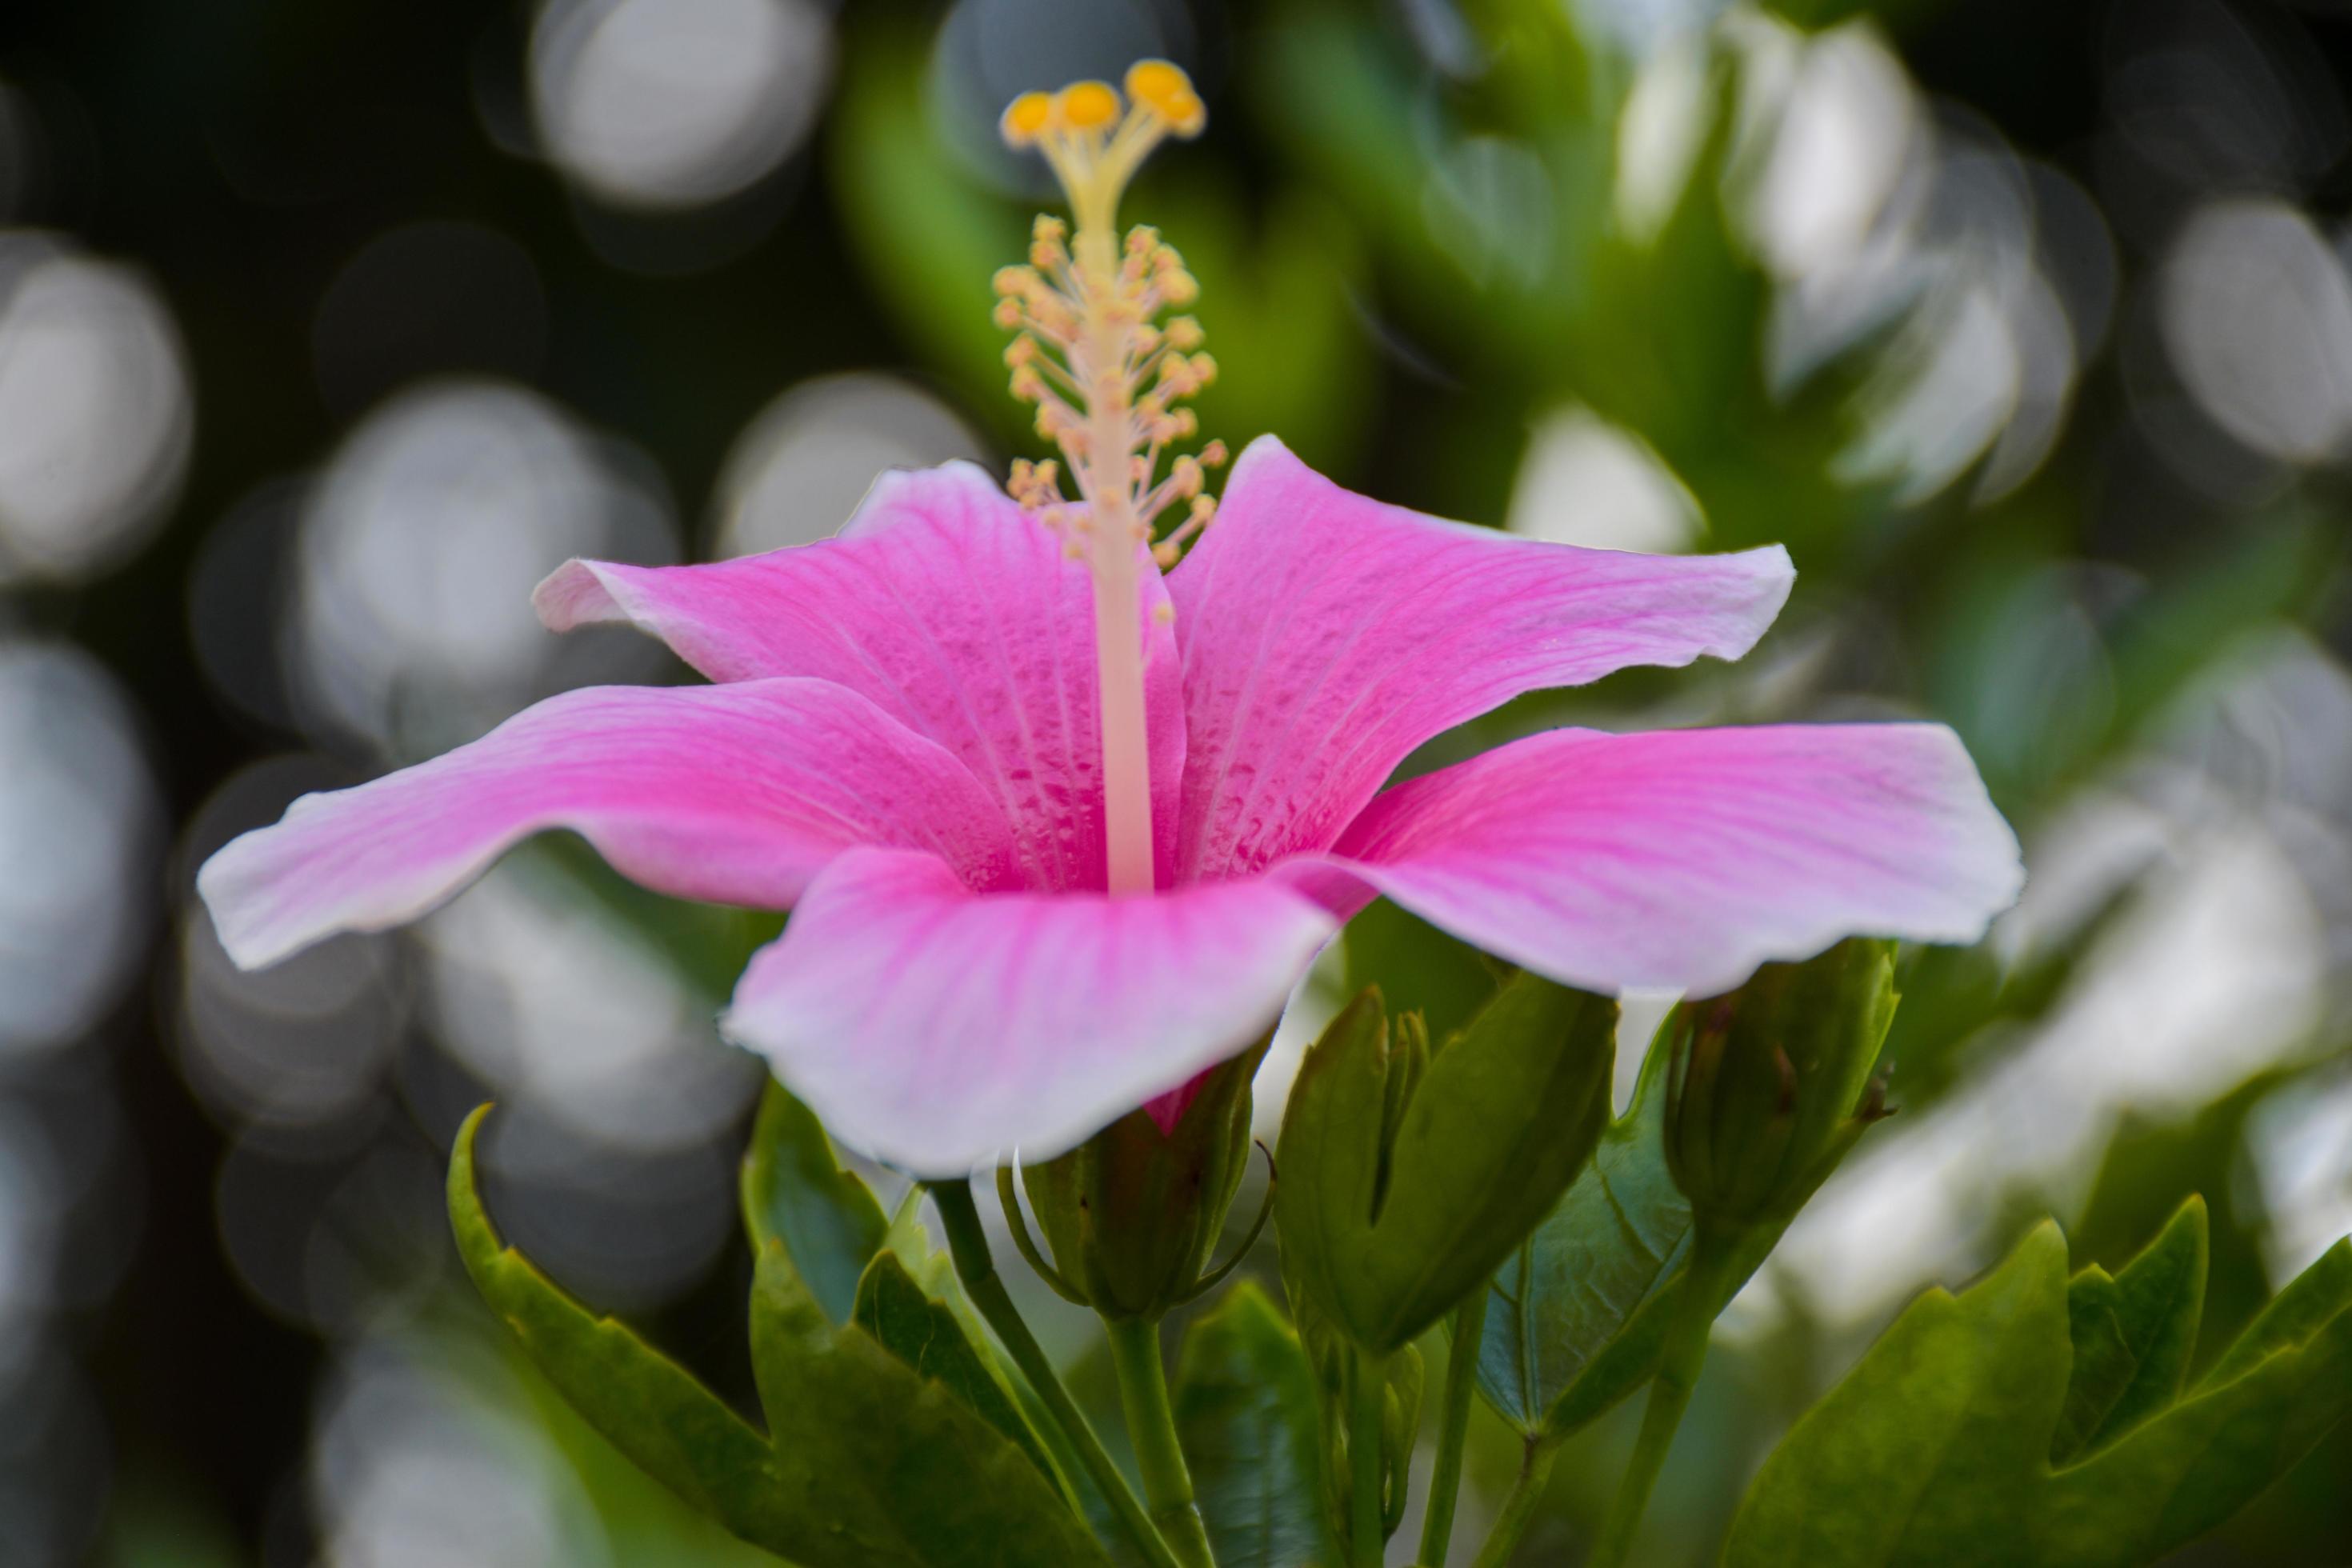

[927,1182,1183,1568]
[1105,1314,1217,1568]
[1466,1436,1558,1568]
[1588,1225,1736,1568]
[1350,1347,1388,1568]
[1416,1286,1489,1567]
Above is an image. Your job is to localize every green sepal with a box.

[1338,898,1506,1046]
[449,1105,818,1559]
[851,1250,1064,1491]
[1476,1016,1784,1439]
[1723,1207,2352,1567]
[1277,974,1616,1356]
[741,1079,890,1326]
[1376,1345,1424,1538]
[747,1231,1111,1566]
[2050,1197,2206,1466]
[1665,940,1898,1230]
[1282,1237,1422,1558]
[1170,1280,1339,1568]
[1019,1041,1266,1319]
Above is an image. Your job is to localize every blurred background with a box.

[2,0,2350,1562]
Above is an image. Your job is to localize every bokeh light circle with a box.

[0,239,191,586]
[529,0,835,210]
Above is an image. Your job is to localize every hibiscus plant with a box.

[198,61,2352,1568]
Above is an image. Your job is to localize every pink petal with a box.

[722,847,1338,1174]
[198,680,1018,970]
[1285,723,2022,998]
[1164,437,1793,882]
[535,462,1183,892]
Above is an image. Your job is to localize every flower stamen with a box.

[994,61,1221,897]
[994,63,1224,566]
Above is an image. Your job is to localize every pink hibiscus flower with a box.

[198,435,2018,1171]
[198,66,2021,1177]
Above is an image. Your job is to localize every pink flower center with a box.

[994,64,1226,896]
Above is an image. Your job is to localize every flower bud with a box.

[1277,975,1615,1354]
[1664,938,1898,1230]
[1014,1039,1266,1320]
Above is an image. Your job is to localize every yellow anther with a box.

[1125,61,1186,106]
[993,62,1222,586]
[1001,92,1054,146]
[1058,81,1121,130]
[1126,60,1206,136]
[1199,439,1227,467]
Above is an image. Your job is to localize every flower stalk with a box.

[1587,1223,1738,1568]
[1416,1287,1490,1568]
[1467,1435,1562,1568]
[927,1181,1184,1568]
[1105,1315,1217,1568]
[1350,1347,1390,1568]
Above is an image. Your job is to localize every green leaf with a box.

[2037,1237,2352,1567]
[748,1234,1110,1567]
[1724,1215,2352,1567]
[742,1080,891,1327]
[448,1106,814,1559]
[1170,1281,1338,1568]
[2050,1198,2206,1466]
[1278,974,1617,1355]
[1726,1222,2074,1567]
[457,1106,1104,1566]
[1474,1014,1781,1438]
[2198,1235,2352,1387]
[851,1250,1061,1487]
